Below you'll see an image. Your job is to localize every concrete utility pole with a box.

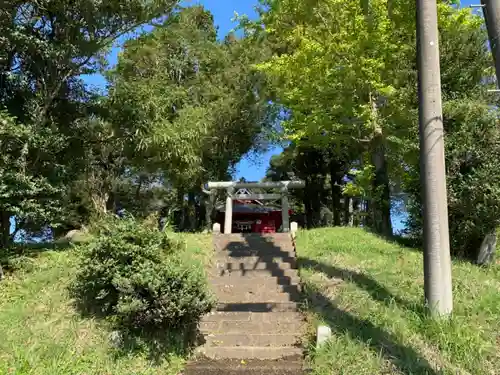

[416,0,453,317]
[480,0,500,87]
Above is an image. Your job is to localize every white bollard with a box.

[316,325,332,348]
[290,221,298,239]
[213,223,221,234]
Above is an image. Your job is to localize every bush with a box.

[71,216,214,330]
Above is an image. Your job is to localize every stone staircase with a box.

[185,233,305,375]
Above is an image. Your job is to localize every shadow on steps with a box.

[194,233,306,363]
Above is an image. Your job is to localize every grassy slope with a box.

[296,227,500,375]
[0,233,213,375]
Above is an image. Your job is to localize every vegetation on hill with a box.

[2,0,500,372]
[256,0,500,260]
[1,0,500,261]
[297,228,500,375]
[0,229,213,375]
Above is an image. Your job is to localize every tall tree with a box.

[0,0,179,243]
[249,0,488,239]
[108,6,275,231]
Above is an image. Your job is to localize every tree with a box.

[108,6,275,231]
[250,0,416,237]
[250,0,491,241]
[265,142,353,228]
[0,0,179,242]
[0,111,63,246]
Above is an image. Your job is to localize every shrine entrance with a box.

[206,181,305,234]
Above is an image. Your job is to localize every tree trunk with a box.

[205,190,215,232]
[303,179,314,229]
[330,167,343,226]
[344,196,354,227]
[310,178,322,228]
[90,192,109,216]
[352,199,360,227]
[106,191,117,214]
[177,190,186,231]
[0,211,11,248]
[371,136,393,238]
[368,94,392,238]
[187,192,197,231]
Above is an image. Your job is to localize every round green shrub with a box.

[70,216,214,330]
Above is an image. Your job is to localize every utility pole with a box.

[416,0,453,317]
[480,0,500,87]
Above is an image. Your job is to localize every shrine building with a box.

[206,180,305,234]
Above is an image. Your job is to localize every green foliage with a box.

[0,235,214,374]
[71,216,214,330]
[405,101,500,259]
[343,165,374,198]
[0,110,65,245]
[108,6,274,190]
[265,143,353,228]
[400,4,494,258]
[253,0,496,242]
[0,0,179,242]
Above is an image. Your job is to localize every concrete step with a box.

[214,240,294,251]
[202,311,303,323]
[214,302,299,313]
[195,346,303,360]
[185,358,306,375]
[212,283,301,296]
[214,292,300,304]
[221,239,293,245]
[213,250,296,261]
[210,268,299,279]
[214,254,297,263]
[213,284,301,302]
[214,233,292,240]
[214,261,296,272]
[200,315,304,334]
[202,333,301,347]
[210,275,301,287]
[214,241,295,250]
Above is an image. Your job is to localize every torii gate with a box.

[206,180,305,234]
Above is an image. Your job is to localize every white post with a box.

[213,223,221,234]
[281,190,290,233]
[290,222,298,240]
[224,188,233,234]
[316,325,332,347]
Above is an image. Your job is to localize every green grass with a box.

[0,232,213,375]
[296,227,500,375]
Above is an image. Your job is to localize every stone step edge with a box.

[209,270,300,277]
[214,303,299,313]
[211,281,301,287]
[202,311,305,321]
[186,357,306,369]
[194,346,304,360]
[201,333,302,347]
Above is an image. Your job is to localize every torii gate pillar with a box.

[281,187,290,233]
[224,187,234,234]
